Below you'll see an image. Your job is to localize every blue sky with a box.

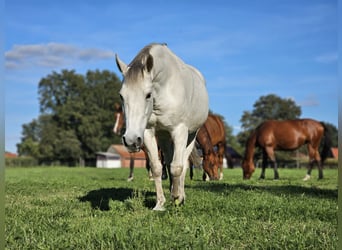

[5,0,338,153]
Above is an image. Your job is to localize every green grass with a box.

[5,167,338,249]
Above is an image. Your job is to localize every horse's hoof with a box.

[152,205,165,211]
[303,174,311,181]
[174,199,181,207]
[174,197,184,207]
[127,177,134,182]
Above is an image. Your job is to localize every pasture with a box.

[5,166,337,249]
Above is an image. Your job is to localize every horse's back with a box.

[256,119,323,149]
[204,114,225,145]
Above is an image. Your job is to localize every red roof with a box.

[5,152,17,158]
[331,147,338,159]
[107,145,146,159]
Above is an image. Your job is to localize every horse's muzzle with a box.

[122,135,143,153]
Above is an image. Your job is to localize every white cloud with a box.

[314,52,338,64]
[5,43,115,70]
[298,95,320,107]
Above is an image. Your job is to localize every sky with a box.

[5,0,338,153]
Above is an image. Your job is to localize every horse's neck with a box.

[151,47,182,82]
[244,131,256,162]
[197,128,212,155]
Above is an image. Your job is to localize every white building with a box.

[96,152,121,168]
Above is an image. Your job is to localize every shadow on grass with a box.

[78,188,155,211]
[189,182,338,200]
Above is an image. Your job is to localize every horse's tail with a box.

[224,144,234,168]
[189,144,202,168]
[320,122,332,163]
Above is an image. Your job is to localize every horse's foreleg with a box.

[271,161,279,180]
[170,125,190,204]
[259,151,268,179]
[144,129,165,211]
[317,161,323,179]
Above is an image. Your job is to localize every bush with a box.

[5,157,38,167]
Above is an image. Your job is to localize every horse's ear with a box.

[145,54,153,73]
[115,54,128,75]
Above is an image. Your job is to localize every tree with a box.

[323,122,338,147]
[17,69,123,165]
[17,119,41,158]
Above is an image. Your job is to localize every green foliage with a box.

[322,122,338,147]
[17,69,123,165]
[5,157,38,167]
[5,167,337,249]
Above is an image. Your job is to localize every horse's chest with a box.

[147,113,173,130]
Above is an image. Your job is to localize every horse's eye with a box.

[119,94,124,102]
[146,93,152,99]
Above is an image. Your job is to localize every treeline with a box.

[16,69,338,166]
[17,69,123,166]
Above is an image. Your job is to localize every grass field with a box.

[5,166,338,249]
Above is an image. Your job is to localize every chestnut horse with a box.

[192,114,233,180]
[241,119,331,180]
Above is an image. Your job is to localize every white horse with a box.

[115,43,209,210]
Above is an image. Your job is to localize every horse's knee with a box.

[170,164,183,177]
[150,161,163,178]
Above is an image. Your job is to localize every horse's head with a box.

[113,103,125,136]
[115,53,154,152]
[241,159,255,179]
[202,152,220,180]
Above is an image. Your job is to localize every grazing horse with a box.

[192,114,233,181]
[115,43,209,210]
[241,119,331,180]
[113,103,168,181]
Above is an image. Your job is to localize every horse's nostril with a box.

[137,137,142,146]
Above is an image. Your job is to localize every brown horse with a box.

[194,114,233,180]
[241,119,331,180]
[113,103,168,181]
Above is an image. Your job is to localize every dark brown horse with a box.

[241,119,331,180]
[193,114,233,180]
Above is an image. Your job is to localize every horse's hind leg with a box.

[260,147,279,180]
[271,161,279,180]
[304,144,323,181]
[127,155,134,181]
[317,162,323,179]
[217,143,225,180]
